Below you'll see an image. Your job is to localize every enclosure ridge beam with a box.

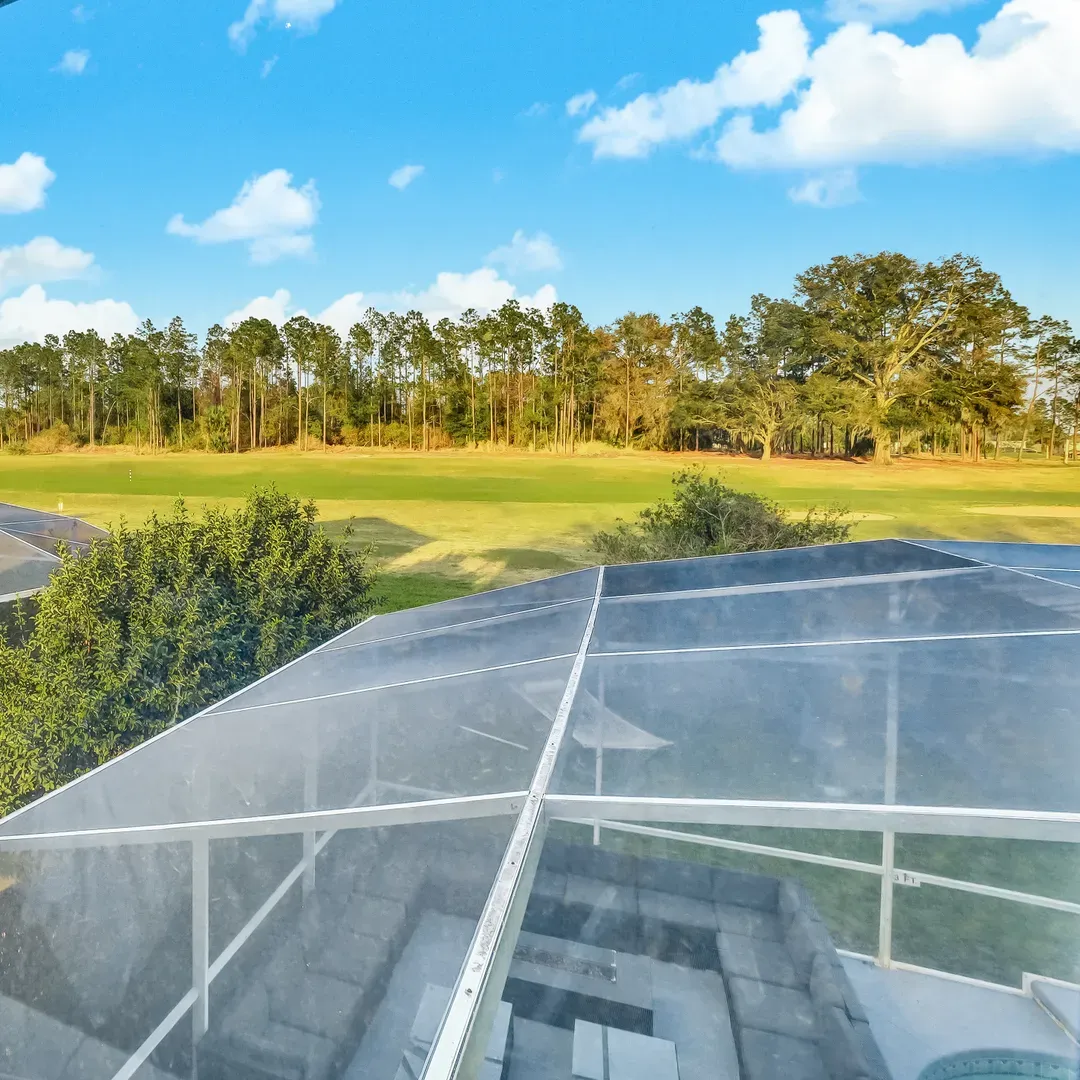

[604,565,987,605]
[0,791,527,850]
[592,626,1080,658]
[545,795,1080,842]
[321,596,591,652]
[209,652,577,716]
[420,565,606,1080]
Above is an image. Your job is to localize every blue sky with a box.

[1,0,1078,344]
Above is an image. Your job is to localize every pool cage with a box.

[1,538,1079,1080]
[0,500,108,600]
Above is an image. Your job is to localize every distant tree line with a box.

[2,251,1078,464]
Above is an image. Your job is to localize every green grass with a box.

[3,448,1080,605]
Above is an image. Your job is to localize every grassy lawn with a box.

[1,448,1079,607]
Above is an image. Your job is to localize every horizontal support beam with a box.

[546,795,1080,843]
[564,818,882,875]
[323,597,589,652]
[0,791,526,851]
[211,653,575,717]
[604,565,985,606]
[592,626,1080,660]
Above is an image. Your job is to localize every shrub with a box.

[592,467,852,564]
[0,487,376,814]
[27,422,77,454]
[202,405,231,452]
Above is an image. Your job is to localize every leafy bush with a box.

[202,404,231,452]
[593,467,852,564]
[27,422,77,454]
[0,487,376,814]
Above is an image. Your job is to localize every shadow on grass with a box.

[320,516,430,558]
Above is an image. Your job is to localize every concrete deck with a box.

[842,956,1079,1080]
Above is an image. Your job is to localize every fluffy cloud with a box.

[566,90,598,117]
[0,153,56,214]
[229,0,338,50]
[0,285,138,347]
[0,237,95,294]
[787,168,861,206]
[717,0,1080,168]
[824,0,981,22]
[379,268,556,322]
[261,55,278,78]
[485,230,563,273]
[167,169,319,263]
[223,288,294,327]
[578,11,810,158]
[224,263,557,333]
[316,292,366,338]
[55,49,90,75]
[388,164,424,190]
[575,0,1080,174]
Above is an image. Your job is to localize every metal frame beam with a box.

[544,795,1080,843]
[0,791,526,851]
[419,566,606,1080]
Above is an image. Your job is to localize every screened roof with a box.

[0,500,107,599]
[4,536,1077,841]
[1,537,1078,1080]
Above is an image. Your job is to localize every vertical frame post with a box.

[593,668,605,845]
[369,717,379,804]
[303,723,318,898]
[878,586,900,967]
[192,834,210,1046]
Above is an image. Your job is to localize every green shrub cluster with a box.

[593,467,852,564]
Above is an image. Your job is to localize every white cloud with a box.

[228,0,338,50]
[372,267,557,322]
[521,102,549,118]
[578,11,810,158]
[485,230,563,273]
[72,4,91,20]
[0,285,138,347]
[316,292,366,338]
[716,0,1080,168]
[0,237,95,294]
[223,288,294,327]
[0,153,56,214]
[167,169,319,263]
[261,55,279,77]
[55,49,90,75]
[574,0,1080,174]
[388,164,424,190]
[566,90,598,117]
[787,168,861,206]
[225,267,557,336]
[824,0,982,23]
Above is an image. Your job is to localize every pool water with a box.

[919,1050,1080,1080]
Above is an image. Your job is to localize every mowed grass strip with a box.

[1,450,1078,602]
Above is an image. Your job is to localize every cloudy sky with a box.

[1,0,1078,344]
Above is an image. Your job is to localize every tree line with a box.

[2,251,1078,464]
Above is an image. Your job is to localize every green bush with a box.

[0,487,376,814]
[593,467,852,564]
[202,404,231,452]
